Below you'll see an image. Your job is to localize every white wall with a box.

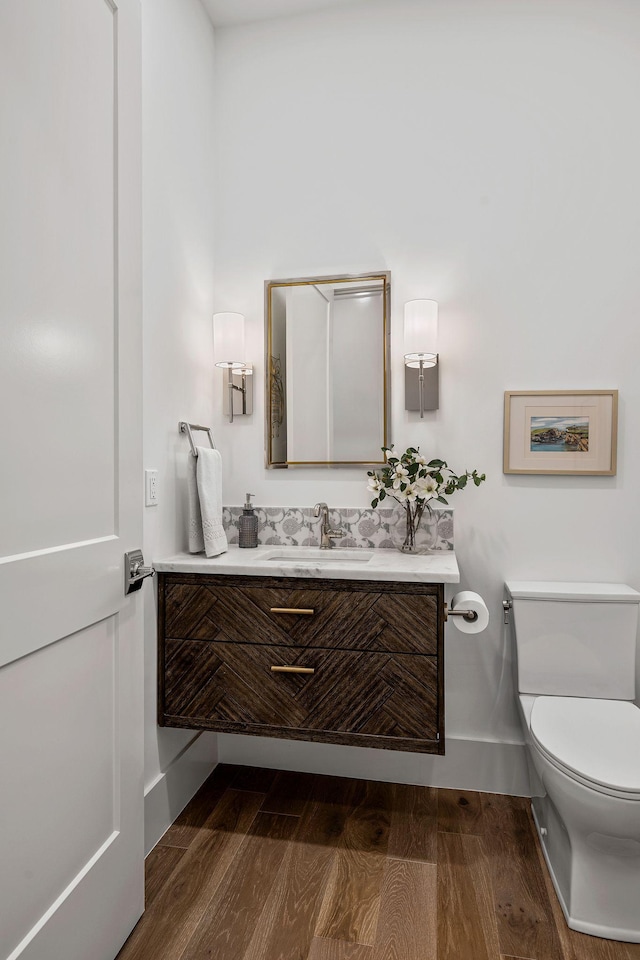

[212,0,640,789]
[142,0,218,848]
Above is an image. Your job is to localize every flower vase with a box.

[391,502,438,555]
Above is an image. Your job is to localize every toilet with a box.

[506,580,640,943]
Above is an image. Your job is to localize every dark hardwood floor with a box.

[116,765,640,960]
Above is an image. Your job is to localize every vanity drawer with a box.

[161,638,441,750]
[163,576,440,655]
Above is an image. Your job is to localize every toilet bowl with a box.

[519,693,640,941]
[506,581,640,942]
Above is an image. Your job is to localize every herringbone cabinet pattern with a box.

[164,639,439,741]
[158,574,445,753]
[116,765,640,960]
[163,578,439,653]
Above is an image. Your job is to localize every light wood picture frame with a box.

[503,390,618,475]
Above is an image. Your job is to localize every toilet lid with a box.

[530,697,640,794]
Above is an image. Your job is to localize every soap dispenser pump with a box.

[238,493,259,548]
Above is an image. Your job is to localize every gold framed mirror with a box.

[265,271,391,468]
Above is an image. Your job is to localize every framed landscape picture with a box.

[503,390,618,475]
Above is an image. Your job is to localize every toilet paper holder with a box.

[444,603,478,623]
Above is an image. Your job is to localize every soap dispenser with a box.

[238,493,259,548]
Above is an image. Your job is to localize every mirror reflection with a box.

[265,272,390,467]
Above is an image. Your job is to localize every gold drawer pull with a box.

[270,607,315,616]
[270,665,315,675]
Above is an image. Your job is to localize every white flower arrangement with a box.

[367,446,486,552]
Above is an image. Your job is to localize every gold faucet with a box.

[313,502,344,549]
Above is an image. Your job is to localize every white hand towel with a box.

[195,447,228,557]
[187,453,205,554]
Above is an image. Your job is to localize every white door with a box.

[0,1,143,959]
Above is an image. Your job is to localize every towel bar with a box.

[179,421,216,457]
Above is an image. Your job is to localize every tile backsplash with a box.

[222,505,454,551]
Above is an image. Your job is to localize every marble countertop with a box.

[154,545,460,584]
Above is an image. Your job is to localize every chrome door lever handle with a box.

[125,550,155,595]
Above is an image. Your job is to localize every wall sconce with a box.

[404,299,439,417]
[213,312,253,423]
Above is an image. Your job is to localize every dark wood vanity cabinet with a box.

[157,573,445,754]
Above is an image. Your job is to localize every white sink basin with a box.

[260,548,373,564]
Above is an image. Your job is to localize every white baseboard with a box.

[217,733,530,797]
[144,733,218,854]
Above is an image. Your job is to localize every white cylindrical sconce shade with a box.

[213,312,246,368]
[404,299,438,367]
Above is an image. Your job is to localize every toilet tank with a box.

[505,581,640,699]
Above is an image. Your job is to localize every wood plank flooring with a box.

[117,765,639,960]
